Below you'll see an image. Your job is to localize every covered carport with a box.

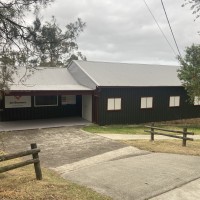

[0,67,94,122]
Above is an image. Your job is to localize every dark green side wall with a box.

[2,87,200,124]
[97,87,200,125]
[0,95,82,121]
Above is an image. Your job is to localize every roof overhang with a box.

[4,90,94,96]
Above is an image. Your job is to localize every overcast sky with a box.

[39,0,199,65]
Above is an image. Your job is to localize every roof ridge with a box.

[76,60,179,67]
[36,66,66,69]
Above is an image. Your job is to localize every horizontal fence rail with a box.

[0,149,40,162]
[145,123,194,147]
[0,143,42,180]
[145,125,194,135]
[0,158,39,173]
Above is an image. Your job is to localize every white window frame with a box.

[34,96,58,107]
[107,98,121,111]
[194,96,200,106]
[169,96,180,107]
[141,97,153,109]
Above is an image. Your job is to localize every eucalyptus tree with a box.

[31,17,86,67]
[178,44,200,102]
[0,0,53,91]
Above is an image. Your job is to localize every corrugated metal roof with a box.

[73,60,181,87]
[9,67,92,91]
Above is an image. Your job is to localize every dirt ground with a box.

[0,126,126,168]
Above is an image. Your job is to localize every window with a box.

[194,96,200,105]
[107,98,121,111]
[61,95,76,105]
[169,96,180,107]
[141,97,153,109]
[34,96,58,107]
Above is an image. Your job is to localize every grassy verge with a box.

[124,140,200,156]
[0,155,111,200]
[83,124,148,134]
[83,120,200,135]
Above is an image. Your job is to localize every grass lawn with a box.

[83,118,200,135]
[0,155,111,200]
[83,124,148,134]
[124,140,200,156]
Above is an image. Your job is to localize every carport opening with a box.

[1,94,93,123]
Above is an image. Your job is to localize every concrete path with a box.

[98,133,200,140]
[63,153,200,200]
[1,126,200,200]
[150,178,200,200]
[0,117,91,131]
[53,146,149,175]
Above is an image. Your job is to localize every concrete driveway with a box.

[0,126,128,168]
[62,152,200,200]
[1,126,200,200]
[0,117,91,131]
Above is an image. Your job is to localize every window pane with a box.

[194,96,200,105]
[35,96,58,106]
[115,98,121,110]
[141,97,146,108]
[107,98,114,110]
[169,96,174,107]
[169,96,180,107]
[61,95,76,105]
[147,97,153,108]
[174,96,180,107]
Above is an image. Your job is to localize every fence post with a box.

[31,143,42,180]
[151,123,155,141]
[182,128,187,147]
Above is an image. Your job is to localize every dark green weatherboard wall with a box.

[97,87,200,125]
[1,95,82,121]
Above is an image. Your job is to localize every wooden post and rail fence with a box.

[0,143,42,180]
[145,123,194,147]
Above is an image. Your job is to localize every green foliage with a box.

[83,124,148,134]
[30,17,86,67]
[0,0,86,92]
[0,1,86,92]
[0,51,17,91]
[177,44,200,102]
[0,0,53,49]
[0,0,53,91]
